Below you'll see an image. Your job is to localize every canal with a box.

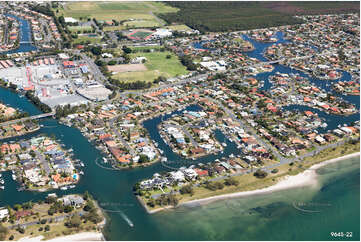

[0,29,359,240]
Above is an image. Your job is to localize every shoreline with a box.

[148,152,360,213]
[18,232,105,242]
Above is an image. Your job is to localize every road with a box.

[206,96,285,162]
[153,137,358,199]
[7,211,85,229]
[163,124,199,147]
[35,150,51,176]
[109,116,136,156]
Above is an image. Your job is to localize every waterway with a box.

[0,31,359,240]
[3,14,37,54]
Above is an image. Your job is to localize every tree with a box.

[90,46,102,56]
[66,214,81,228]
[138,154,150,164]
[224,177,239,186]
[254,169,268,178]
[122,45,132,54]
[179,184,194,196]
[13,204,22,211]
[44,225,50,231]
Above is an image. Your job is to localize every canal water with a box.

[0,31,359,240]
[3,14,37,54]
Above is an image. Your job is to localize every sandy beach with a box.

[179,152,360,207]
[17,232,104,242]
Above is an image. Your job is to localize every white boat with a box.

[161,157,167,162]
[60,186,68,191]
[222,142,227,147]
[0,186,4,190]
[80,162,85,167]
[79,171,84,175]
[120,212,134,227]
[12,174,16,180]
[68,185,76,189]
[0,180,4,184]
[158,149,164,155]
[103,158,108,163]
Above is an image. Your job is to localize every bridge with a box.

[0,112,55,126]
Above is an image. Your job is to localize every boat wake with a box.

[119,211,134,227]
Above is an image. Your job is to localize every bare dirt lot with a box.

[107,64,148,73]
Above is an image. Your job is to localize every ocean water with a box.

[148,156,360,241]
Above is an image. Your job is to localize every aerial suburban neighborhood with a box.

[0,1,359,241]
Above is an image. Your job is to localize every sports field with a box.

[111,52,188,82]
[127,30,154,40]
[57,2,178,29]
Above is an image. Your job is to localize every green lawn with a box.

[123,20,162,28]
[103,25,126,32]
[166,24,191,31]
[68,26,92,33]
[112,51,188,82]
[72,35,101,44]
[57,2,178,22]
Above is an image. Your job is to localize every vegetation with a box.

[253,169,268,179]
[25,91,52,113]
[55,104,88,119]
[159,2,304,33]
[179,184,194,195]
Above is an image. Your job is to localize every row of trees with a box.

[25,91,52,113]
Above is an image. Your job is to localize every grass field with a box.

[112,51,188,82]
[57,2,178,29]
[166,24,191,31]
[103,25,125,32]
[72,35,101,44]
[124,20,162,28]
[68,25,92,33]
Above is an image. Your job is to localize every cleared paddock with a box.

[107,64,147,73]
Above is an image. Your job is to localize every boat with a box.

[161,157,167,162]
[80,162,85,167]
[0,179,4,184]
[158,149,164,155]
[103,158,108,163]
[60,186,68,191]
[222,142,227,147]
[68,185,76,189]
[120,211,134,227]
[79,171,84,175]
[0,186,4,190]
